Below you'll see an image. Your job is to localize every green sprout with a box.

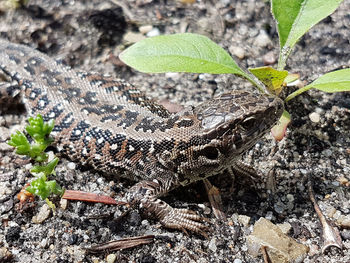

[7,114,64,209]
[119,0,349,140]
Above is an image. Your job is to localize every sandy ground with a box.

[0,0,349,262]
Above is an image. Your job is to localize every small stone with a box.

[139,25,153,34]
[129,211,141,226]
[165,72,181,80]
[0,142,12,151]
[322,149,333,157]
[0,247,12,261]
[238,215,251,227]
[286,194,294,202]
[308,243,320,257]
[40,238,49,248]
[338,176,349,185]
[106,254,117,263]
[247,218,308,263]
[146,28,160,37]
[265,211,274,220]
[263,51,276,65]
[254,30,272,47]
[309,112,320,123]
[233,259,242,263]
[327,206,337,218]
[208,237,217,252]
[68,234,78,245]
[337,214,350,228]
[341,229,350,240]
[274,202,285,214]
[229,46,245,59]
[123,32,145,43]
[67,162,76,170]
[32,204,51,224]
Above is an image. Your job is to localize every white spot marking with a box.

[110,144,119,150]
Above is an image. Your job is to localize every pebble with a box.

[263,51,276,65]
[229,46,245,59]
[67,162,76,170]
[106,254,117,263]
[337,214,350,228]
[274,202,285,214]
[286,194,294,202]
[265,211,273,220]
[146,28,160,37]
[32,204,51,224]
[139,25,153,34]
[309,112,320,123]
[123,32,145,43]
[233,259,242,263]
[341,229,350,240]
[247,218,308,262]
[238,215,251,227]
[254,30,272,47]
[68,234,78,245]
[208,237,217,252]
[322,149,333,157]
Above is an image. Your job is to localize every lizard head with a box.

[169,90,284,185]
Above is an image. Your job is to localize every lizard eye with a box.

[240,116,257,131]
[201,146,219,160]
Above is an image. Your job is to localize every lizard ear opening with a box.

[201,146,219,160]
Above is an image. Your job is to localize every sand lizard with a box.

[0,39,284,233]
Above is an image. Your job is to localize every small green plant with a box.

[119,0,349,139]
[8,114,64,209]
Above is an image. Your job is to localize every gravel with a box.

[0,0,349,262]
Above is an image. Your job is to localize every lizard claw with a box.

[159,208,209,237]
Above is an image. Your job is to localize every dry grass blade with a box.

[307,174,343,253]
[62,190,126,205]
[87,235,155,253]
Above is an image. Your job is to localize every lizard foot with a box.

[158,207,209,237]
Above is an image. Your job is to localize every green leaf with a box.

[7,131,31,155]
[305,68,350,92]
[272,0,344,70]
[26,172,64,200]
[31,157,59,176]
[120,33,251,77]
[249,66,288,94]
[285,68,350,101]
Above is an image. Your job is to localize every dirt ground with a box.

[0,0,349,262]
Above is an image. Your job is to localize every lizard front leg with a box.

[125,179,207,235]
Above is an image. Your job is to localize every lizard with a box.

[0,39,284,234]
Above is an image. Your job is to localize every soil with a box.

[0,0,349,262]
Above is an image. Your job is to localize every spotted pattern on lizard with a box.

[0,39,284,233]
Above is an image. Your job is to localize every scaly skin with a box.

[0,40,284,233]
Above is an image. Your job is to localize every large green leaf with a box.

[272,0,344,70]
[120,33,249,77]
[285,68,350,101]
[306,68,350,92]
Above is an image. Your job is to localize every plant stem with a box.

[285,85,313,102]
